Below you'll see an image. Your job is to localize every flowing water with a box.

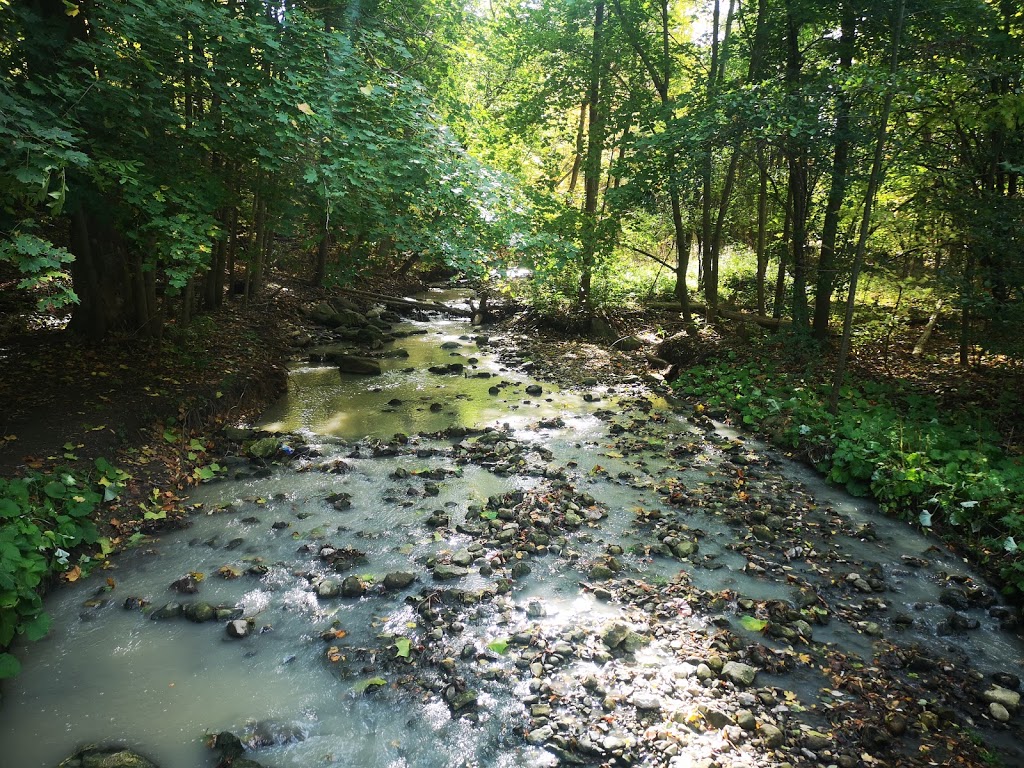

[2,296,1022,767]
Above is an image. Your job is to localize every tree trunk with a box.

[829,0,906,412]
[579,0,606,311]
[755,149,770,316]
[566,100,588,200]
[812,7,857,341]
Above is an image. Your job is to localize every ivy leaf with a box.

[0,653,22,679]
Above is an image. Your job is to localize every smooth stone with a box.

[227,619,251,638]
[632,692,662,711]
[990,702,1011,722]
[983,686,1020,711]
[433,564,469,580]
[721,661,758,687]
[759,723,784,747]
[340,575,365,597]
[382,572,416,590]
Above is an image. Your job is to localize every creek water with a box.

[2,296,1022,768]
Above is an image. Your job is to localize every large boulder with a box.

[336,355,382,376]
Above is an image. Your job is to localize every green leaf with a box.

[352,676,387,693]
[0,653,21,679]
[738,616,768,632]
[43,481,66,499]
[487,638,509,654]
[395,637,411,658]
[22,612,51,642]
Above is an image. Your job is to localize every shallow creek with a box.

[2,301,1023,768]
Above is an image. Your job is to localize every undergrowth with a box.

[0,458,127,678]
[674,357,1024,597]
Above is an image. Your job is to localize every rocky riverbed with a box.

[3,290,1022,768]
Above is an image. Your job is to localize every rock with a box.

[983,685,1020,712]
[526,599,547,618]
[57,746,159,768]
[602,622,630,649]
[759,723,784,747]
[989,702,1011,722]
[340,575,365,597]
[616,336,643,352]
[803,731,832,751]
[150,602,183,620]
[695,663,714,682]
[449,689,478,711]
[736,710,757,731]
[721,661,758,687]
[525,384,543,396]
[672,540,698,558]
[704,708,733,728]
[227,619,251,639]
[224,426,256,441]
[183,602,216,622]
[589,564,614,580]
[451,549,476,567]
[433,564,469,580]
[317,579,341,598]
[632,692,662,712]
[336,355,382,376]
[171,575,201,594]
[382,572,416,590]
[247,437,280,459]
[528,725,554,745]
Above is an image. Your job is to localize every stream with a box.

[2,291,1022,768]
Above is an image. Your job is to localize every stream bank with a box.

[2,286,1023,768]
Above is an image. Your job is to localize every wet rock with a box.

[721,661,758,687]
[57,746,159,768]
[316,580,341,598]
[183,602,216,622]
[526,599,547,618]
[527,725,554,745]
[171,575,201,594]
[336,355,382,375]
[227,619,252,639]
[340,575,365,597]
[123,597,148,611]
[589,564,614,580]
[525,384,543,396]
[451,549,476,567]
[983,685,1020,712]
[247,437,281,459]
[433,564,469,580]
[939,587,971,611]
[382,572,416,591]
[602,623,630,649]
[150,602,183,620]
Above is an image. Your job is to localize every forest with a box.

[1,0,1024,763]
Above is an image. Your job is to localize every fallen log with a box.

[339,287,473,317]
[648,301,791,329]
[911,299,943,357]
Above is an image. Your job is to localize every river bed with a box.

[2,298,1022,768]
